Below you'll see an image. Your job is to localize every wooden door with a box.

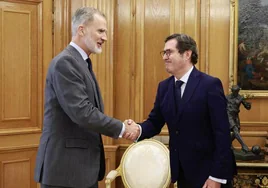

[0,0,52,188]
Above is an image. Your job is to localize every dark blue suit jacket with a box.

[139,67,236,187]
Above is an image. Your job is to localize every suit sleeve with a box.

[51,56,122,138]
[207,78,234,179]
[138,83,166,141]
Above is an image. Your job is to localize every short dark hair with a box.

[165,33,198,64]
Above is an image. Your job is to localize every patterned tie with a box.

[85,58,105,180]
[85,58,100,104]
[175,80,184,111]
[86,58,91,69]
[86,58,96,81]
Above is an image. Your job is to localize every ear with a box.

[185,50,192,60]
[78,25,84,36]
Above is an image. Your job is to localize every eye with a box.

[165,50,171,55]
[98,29,106,34]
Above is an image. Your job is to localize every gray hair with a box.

[71,7,106,36]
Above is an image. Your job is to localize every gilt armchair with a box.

[105,139,171,188]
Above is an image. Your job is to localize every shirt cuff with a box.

[209,176,227,184]
[118,122,125,138]
[133,124,142,142]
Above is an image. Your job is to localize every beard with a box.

[84,36,102,54]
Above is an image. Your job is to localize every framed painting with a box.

[229,0,268,97]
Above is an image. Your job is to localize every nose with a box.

[162,53,168,60]
[102,32,107,41]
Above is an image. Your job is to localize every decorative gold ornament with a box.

[262,176,268,186]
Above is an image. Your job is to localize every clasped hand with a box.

[123,119,140,141]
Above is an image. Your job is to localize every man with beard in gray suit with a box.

[34,7,140,188]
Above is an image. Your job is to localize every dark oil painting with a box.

[237,0,268,90]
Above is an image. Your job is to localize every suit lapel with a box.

[66,45,104,112]
[176,67,201,118]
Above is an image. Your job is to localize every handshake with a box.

[122,119,140,141]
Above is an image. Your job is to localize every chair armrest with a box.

[105,170,120,188]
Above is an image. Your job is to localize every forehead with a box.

[164,39,177,50]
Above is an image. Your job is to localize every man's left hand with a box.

[202,179,221,188]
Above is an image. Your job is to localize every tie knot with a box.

[86,58,92,70]
[176,80,184,88]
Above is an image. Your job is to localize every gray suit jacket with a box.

[34,45,122,187]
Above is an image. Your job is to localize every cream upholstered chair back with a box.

[105,139,171,188]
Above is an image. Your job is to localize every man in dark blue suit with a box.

[129,34,236,188]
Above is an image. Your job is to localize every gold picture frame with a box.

[229,0,268,98]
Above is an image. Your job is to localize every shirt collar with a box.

[174,66,194,84]
[70,41,88,62]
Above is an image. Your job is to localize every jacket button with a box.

[174,149,177,152]
[176,130,179,135]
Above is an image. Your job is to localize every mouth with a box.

[97,42,103,48]
[164,61,172,68]
[165,61,171,64]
